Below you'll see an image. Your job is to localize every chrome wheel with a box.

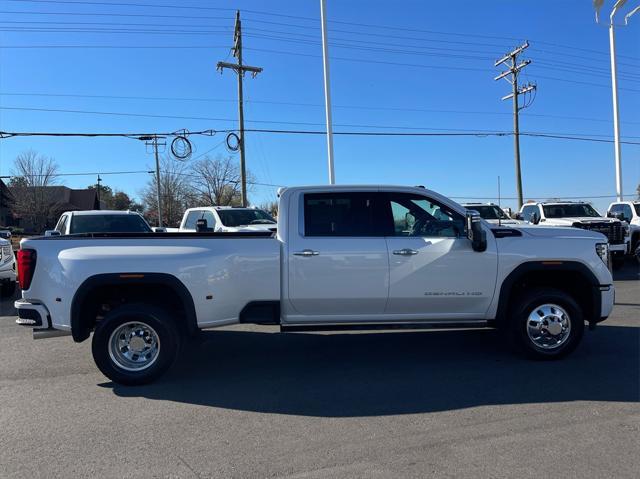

[526,303,571,350]
[108,321,161,371]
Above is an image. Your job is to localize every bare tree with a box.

[140,156,197,227]
[9,150,60,232]
[258,200,278,218]
[190,156,253,206]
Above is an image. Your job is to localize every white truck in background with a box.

[15,185,614,385]
[462,202,525,226]
[0,237,16,296]
[46,210,157,236]
[179,206,277,233]
[607,200,640,255]
[518,201,629,266]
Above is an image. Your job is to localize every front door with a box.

[383,193,498,319]
[285,191,389,320]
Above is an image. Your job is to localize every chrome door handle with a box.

[293,249,320,256]
[392,248,418,256]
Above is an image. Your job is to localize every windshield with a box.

[465,205,509,220]
[70,214,152,234]
[217,209,276,227]
[542,204,601,218]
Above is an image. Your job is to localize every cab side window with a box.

[386,194,464,238]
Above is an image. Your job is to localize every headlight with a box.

[596,242,610,268]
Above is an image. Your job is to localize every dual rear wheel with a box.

[92,304,180,386]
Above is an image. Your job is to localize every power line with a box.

[4,106,640,139]
[4,129,640,145]
[8,0,640,62]
[2,92,639,126]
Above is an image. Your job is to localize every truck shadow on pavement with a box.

[108,324,640,417]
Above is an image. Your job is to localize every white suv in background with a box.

[607,201,640,254]
[462,203,525,226]
[0,237,16,296]
[518,201,629,265]
[179,206,277,233]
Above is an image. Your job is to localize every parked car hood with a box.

[226,224,277,232]
[542,217,620,226]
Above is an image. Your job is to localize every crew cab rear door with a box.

[284,191,389,319]
[383,192,498,318]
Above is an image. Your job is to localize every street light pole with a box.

[594,0,636,202]
[320,0,335,184]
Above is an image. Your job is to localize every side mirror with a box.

[514,213,523,221]
[466,212,487,252]
[195,218,209,232]
[44,230,61,237]
[531,212,541,225]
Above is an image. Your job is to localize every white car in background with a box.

[179,206,277,233]
[0,237,16,296]
[462,203,525,226]
[607,201,640,255]
[47,210,156,236]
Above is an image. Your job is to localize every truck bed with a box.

[20,232,280,331]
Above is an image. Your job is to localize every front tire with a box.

[509,288,584,359]
[92,303,180,385]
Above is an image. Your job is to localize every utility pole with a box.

[96,174,102,209]
[140,135,166,227]
[217,10,263,207]
[494,41,536,210]
[320,0,335,184]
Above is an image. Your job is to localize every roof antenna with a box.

[497,175,502,227]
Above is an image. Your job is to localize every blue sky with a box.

[0,0,638,215]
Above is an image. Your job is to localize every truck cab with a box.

[179,206,277,233]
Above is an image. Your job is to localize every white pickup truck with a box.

[15,185,615,385]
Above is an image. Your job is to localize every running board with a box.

[280,320,491,333]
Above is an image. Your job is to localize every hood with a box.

[518,225,607,241]
[0,238,9,246]
[486,218,525,225]
[542,217,619,226]
[226,224,277,233]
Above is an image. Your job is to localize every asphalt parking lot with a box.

[0,262,638,478]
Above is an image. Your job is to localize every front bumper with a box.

[598,285,615,322]
[609,243,627,255]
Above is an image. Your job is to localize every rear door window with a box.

[303,192,384,237]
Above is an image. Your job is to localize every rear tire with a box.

[92,303,180,385]
[509,288,584,360]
